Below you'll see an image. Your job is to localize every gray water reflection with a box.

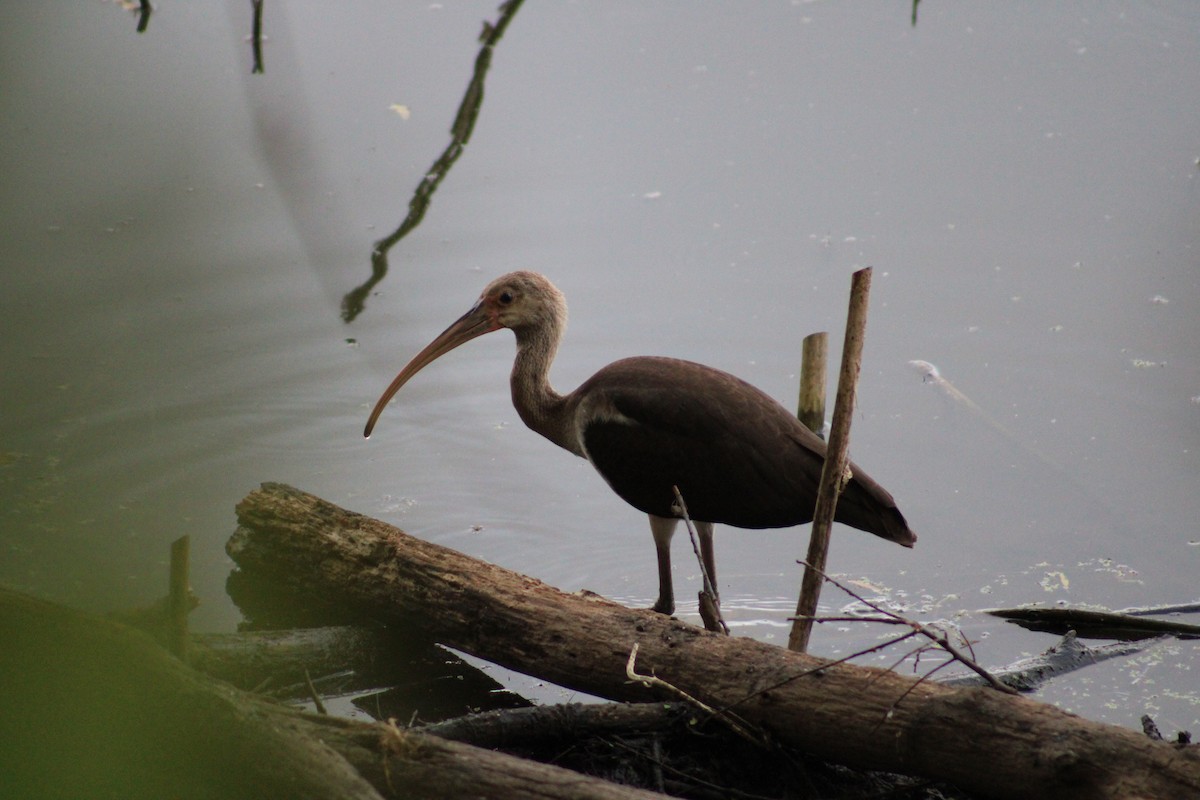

[0,2,1197,737]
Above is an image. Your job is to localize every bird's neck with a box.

[510,326,580,456]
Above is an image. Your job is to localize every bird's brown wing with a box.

[576,357,828,527]
[576,357,915,545]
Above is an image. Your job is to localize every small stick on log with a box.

[789,267,872,653]
[625,644,761,747]
[304,668,328,715]
[797,331,828,437]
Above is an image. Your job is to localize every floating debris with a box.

[1041,570,1070,592]
[908,359,1065,474]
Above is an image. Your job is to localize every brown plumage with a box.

[366,271,915,615]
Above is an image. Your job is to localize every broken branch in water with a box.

[793,559,1018,695]
[987,605,1200,641]
[940,631,1167,693]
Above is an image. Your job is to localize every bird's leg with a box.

[648,515,678,615]
[696,521,718,606]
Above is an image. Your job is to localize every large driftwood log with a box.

[0,587,671,800]
[229,482,1200,800]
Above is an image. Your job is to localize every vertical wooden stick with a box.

[788,267,873,653]
[168,535,191,663]
[797,332,828,438]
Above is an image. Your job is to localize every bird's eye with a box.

[498,291,514,305]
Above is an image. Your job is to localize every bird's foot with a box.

[650,598,675,616]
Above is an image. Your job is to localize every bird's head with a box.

[363,271,567,438]
[479,271,568,334]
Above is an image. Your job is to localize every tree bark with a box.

[229,482,1200,800]
[0,586,675,800]
[189,625,394,689]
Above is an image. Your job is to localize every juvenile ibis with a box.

[365,271,915,615]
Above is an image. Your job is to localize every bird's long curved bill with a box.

[364,302,497,438]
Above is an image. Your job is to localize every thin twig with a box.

[797,560,1018,695]
[304,668,328,715]
[625,644,763,747]
[791,615,907,625]
[877,659,960,728]
[671,485,728,635]
[724,628,922,715]
[670,486,715,597]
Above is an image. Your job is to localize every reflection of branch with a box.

[250,0,266,74]
[342,0,525,323]
[137,0,151,33]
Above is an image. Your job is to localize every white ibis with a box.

[365,271,915,615]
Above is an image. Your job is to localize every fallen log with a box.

[988,605,1200,640]
[228,482,1200,800]
[0,586,675,800]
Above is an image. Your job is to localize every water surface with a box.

[1,1,1197,732]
